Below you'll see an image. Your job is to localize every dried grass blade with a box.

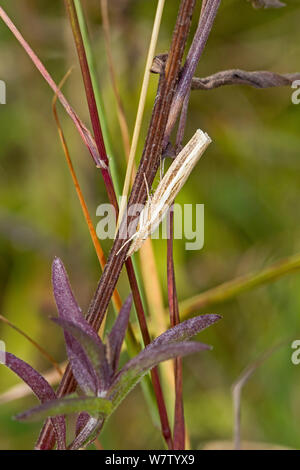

[0,6,105,169]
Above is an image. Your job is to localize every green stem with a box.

[74,0,148,358]
[180,252,300,318]
[76,0,158,428]
[74,0,121,196]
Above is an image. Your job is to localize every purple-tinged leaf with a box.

[53,259,96,394]
[121,341,211,378]
[109,341,211,410]
[52,318,111,391]
[52,257,86,325]
[107,295,132,372]
[5,353,55,402]
[15,395,112,423]
[69,416,104,450]
[52,258,111,392]
[62,331,99,396]
[4,353,66,450]
[52,258,106,344]
[52,260,99,395]
[149,314,222,349]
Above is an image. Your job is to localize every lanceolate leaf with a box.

[52,257,87,326]
[52,258,111,392]
[15,395,112,423]
[107,294,132,372]
[61,331,99,396]
[149,314,221,348]
[52,259,99,394]
[52,318,111,391]
[109,341,211,410]
[4,353,66,450]
[52,258,108,345]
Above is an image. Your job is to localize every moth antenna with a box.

[120,129,212,258]
[115,230,138,256]
[143,173,151,202]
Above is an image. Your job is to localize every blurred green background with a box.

[1,0,300,450]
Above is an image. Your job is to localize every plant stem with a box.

[80,0,197,448]
[0,6,103,169]
[164,0,221,148]
[117,0,166,228]
[100,0,131,160]
[64,0,148,347]
[52,84,138,347]
[37,0,191,450]
[179,252,300,318]
[85,0,196,369]
[167,207,185,450]
[232,339,291,450]
[99,0,173,430]
[74,0,121,196]
[167,91,190,450]
[64,0,118,208]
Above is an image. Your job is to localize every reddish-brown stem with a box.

[175,90,191,153]
[0,6,103,169]
[173,356,184,449]
[167,207,185,450]
[64,0,153,361]
[75,0,196,449]
[64,0,118,213]
[164,0,221,148]
[84,0,196,347]
[167,89,191,449]
[65,0,108,166]
[65,0,164,394]
[36,0,198,450]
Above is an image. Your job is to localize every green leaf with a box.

[16,395,112,422]
[109,341,210,411]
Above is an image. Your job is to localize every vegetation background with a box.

[0,0,300,450]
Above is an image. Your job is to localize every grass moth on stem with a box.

[117,129,211,257]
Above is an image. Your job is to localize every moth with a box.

[118,129,211,258]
